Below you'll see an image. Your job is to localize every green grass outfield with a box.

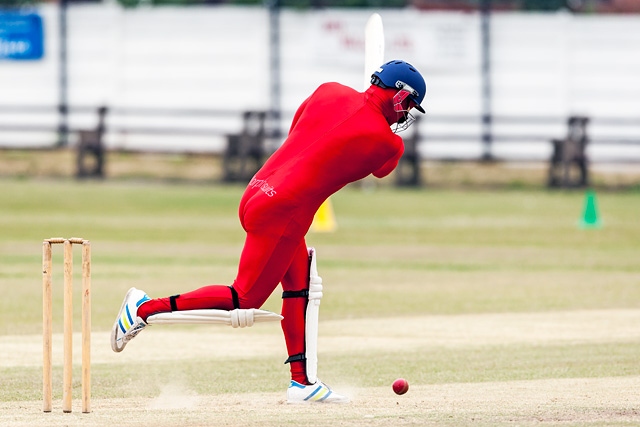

[1,179,639,426]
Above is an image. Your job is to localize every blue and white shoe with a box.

[286,379,350,404]
[110,287,150,353]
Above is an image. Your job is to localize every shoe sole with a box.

[286,398,350,404]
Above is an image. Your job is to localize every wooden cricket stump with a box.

[42,237,91,413]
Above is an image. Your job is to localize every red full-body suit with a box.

[138,82,404,383]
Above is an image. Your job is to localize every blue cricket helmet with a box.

[371,60,426,113]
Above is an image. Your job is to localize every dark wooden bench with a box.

[548,116,589,188]
[222,111,267,183]
[76,106,107,179]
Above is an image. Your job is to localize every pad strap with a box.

[169,295,180,312]
[284,353,306,364]
[229,286,240,309]
[282,290,309,299]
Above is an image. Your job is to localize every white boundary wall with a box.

[0,5,639,160]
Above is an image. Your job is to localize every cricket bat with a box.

[364,13,385,91]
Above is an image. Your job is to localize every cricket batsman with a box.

[111,60,427,403]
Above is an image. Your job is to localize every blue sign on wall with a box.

[0,12,44,61]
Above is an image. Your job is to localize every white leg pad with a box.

[305,247,322,384]
[146,308,283,327]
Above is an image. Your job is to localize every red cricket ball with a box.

[392,378,409,395]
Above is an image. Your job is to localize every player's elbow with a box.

[372,162,395,178]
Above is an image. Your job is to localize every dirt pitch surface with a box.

[2,310,640,426]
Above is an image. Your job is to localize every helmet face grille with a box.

[391,88,417,133]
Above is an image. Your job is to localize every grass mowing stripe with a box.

[3,341,638,402]
[327,341,640,386]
